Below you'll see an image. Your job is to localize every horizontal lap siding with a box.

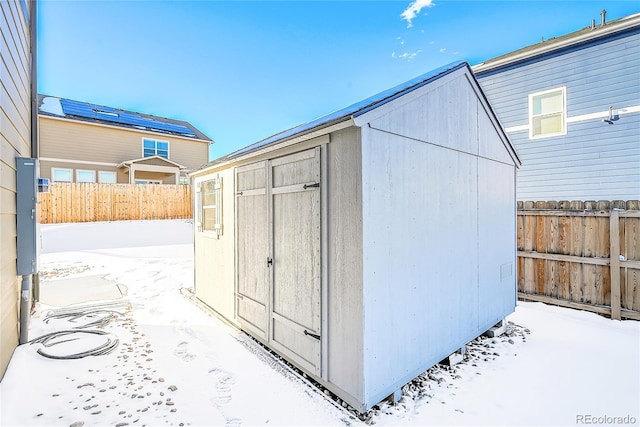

[477,29,640,201]
[39,117,208,172]
[0,0,31,378]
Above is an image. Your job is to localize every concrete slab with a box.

[39,275,124,307]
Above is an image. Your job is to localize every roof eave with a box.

[473,13,640,73]
[38,113,213,144]
[190,117,355,177]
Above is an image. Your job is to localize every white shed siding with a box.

[325,128,364,403]
[478,158,517,327]
[194,168,237,323]
[361,130,481,405]
[0,0,32,377]
[358,70,516,408]
[476,28,640,200]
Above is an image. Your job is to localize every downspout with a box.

[21,0,38,344]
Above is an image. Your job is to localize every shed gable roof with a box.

[200,61,518,172]
[38,94,212,142]
[218,62,466,162]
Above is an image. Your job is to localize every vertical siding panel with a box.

[326,128,363,401]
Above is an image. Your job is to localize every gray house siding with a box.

[0,0,33,378]
[476,26,640,201]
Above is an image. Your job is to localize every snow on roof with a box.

[40,96,64,116]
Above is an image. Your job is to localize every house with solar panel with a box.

[37,95,212,185]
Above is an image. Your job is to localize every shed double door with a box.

[236,147,321,375]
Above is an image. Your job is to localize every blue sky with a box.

[37,0,639,161]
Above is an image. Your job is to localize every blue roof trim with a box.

[218,61,468,162]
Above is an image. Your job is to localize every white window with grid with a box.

[142,138,169,159]
[197,177,223,236]
[52,168,73,182]
[529,87,566,138]
[98,171,117,183]
[76,170,96,183]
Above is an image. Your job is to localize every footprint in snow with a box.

[173,341,196,362]
[208,368,235,406]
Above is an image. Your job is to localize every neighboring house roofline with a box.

[194,61,518,176]
[37,94,213,144]
[473,12,640,74]
[38,114,212,145]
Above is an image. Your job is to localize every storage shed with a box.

[191,61,521,412]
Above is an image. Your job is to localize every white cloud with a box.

[401,0,435,28]
[393,49,423,62]
[396,36,405,45]
[439,48,446,53]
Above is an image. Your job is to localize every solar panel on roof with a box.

[59,99,196,137]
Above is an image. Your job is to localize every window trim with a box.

[76,169,96,183]
[51,167,73,183]
[142,138,170,159]
[197,177,223,237]
[528,86,567,139]
[98,170,117,184]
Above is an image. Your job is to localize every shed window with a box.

[529,87,566,138]
[142,138,169,159]
[199,177,222,236]
[52,168,72,182]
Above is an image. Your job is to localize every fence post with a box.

[609,209,621,320]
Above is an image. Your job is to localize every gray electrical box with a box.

[16,157,38,276]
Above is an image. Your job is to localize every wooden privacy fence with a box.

[517,200,640,320]
[38,182,192,223]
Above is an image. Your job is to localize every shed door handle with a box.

[267,257,273,266]
[304,330,320,340]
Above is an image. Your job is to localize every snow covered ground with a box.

[1,220,638,426]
